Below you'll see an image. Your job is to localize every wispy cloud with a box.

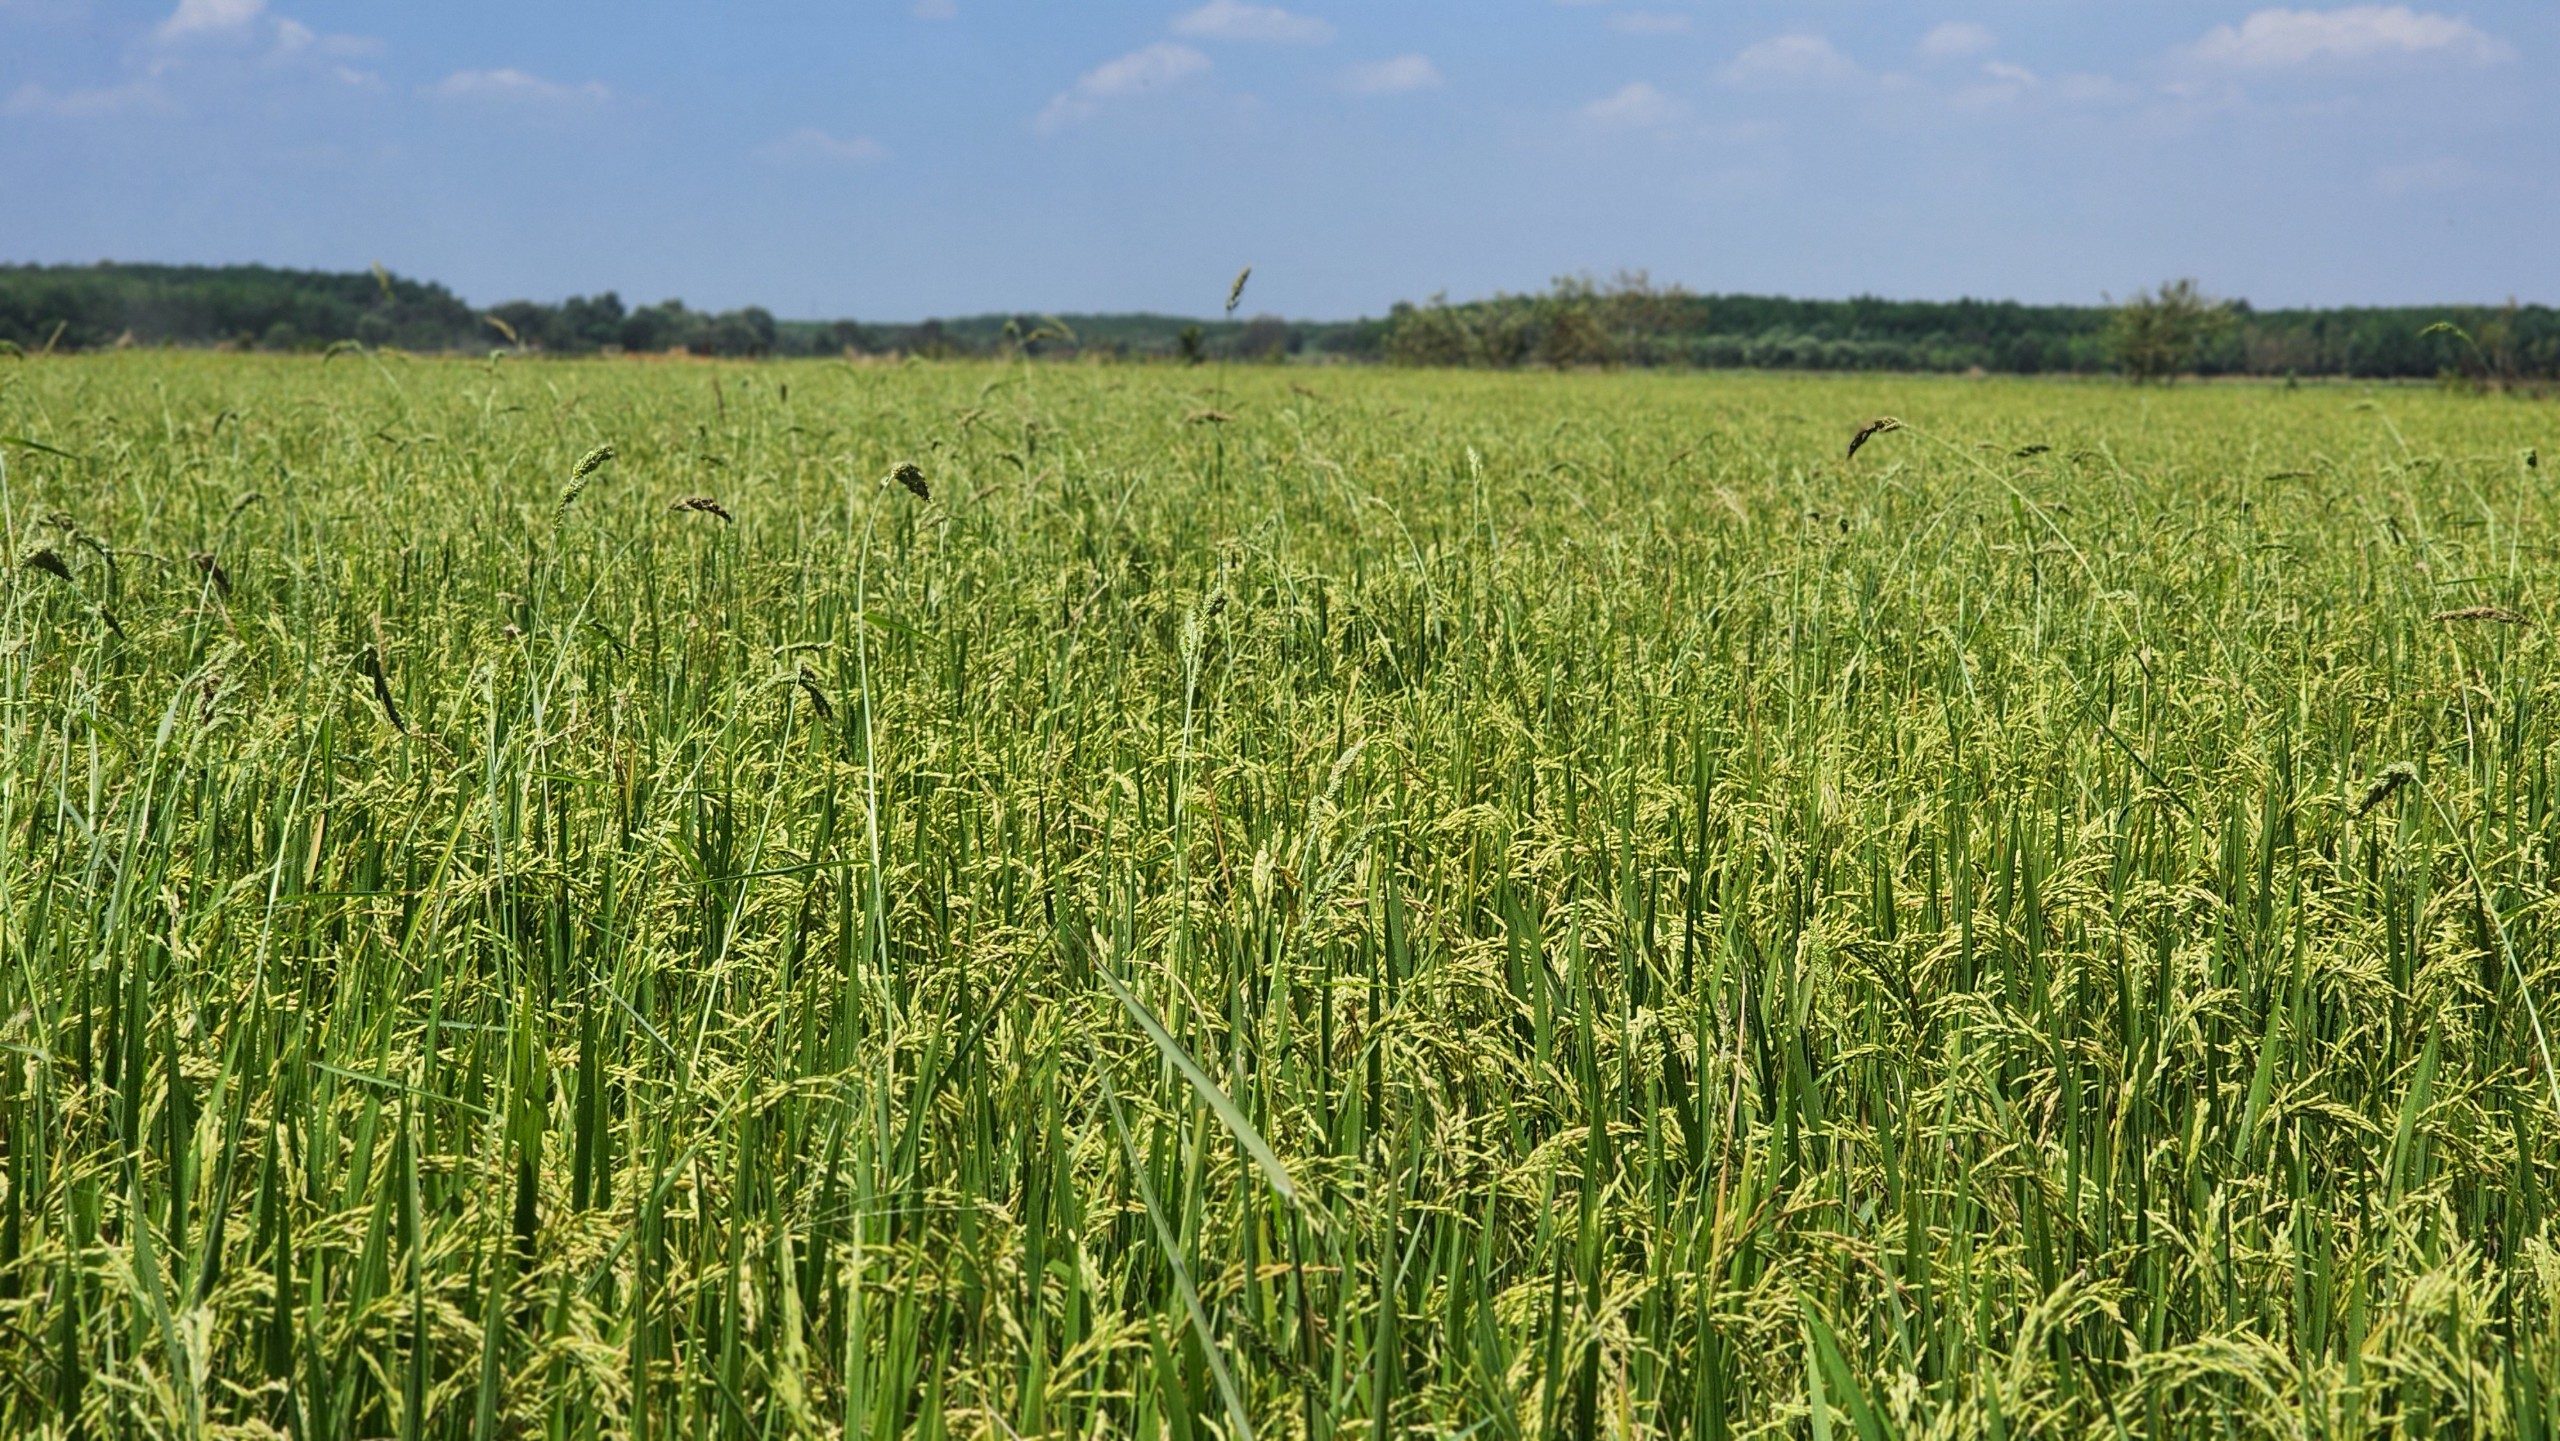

[759,127,887,164]
[2185,6,2510,67]
[1171,1,1334,44]
[1917,22,1995,61]
[151,0,369,59]
[1949,59,2038,110]
[1607,11,1689,36]
[428,68,610,104]
[1341,54,1442,95]
[1034,42,1210,131]
[1719,33,1860,89]
[269,20,380,60]
[1582,80,1688,128]
[155,0,264,41]
[19,0,378,116]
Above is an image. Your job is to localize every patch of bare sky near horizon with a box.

[1,0,2548,313]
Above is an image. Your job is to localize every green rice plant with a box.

[0,352,2552,1439]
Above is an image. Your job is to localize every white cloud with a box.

[1949,59,2039,109]
[17,0,379,116]
[912,0,956,16]
[428,68,610,104]
[1172,1,1334,44]
[1341,53,1441,94]
[2186,6,2510,67]
[760,127,888,164]
[1917,22,1995,61]
[155,0,263,40]
[1720,33,1860,88]
[1608,11,1690,35]
[1582,80,1688,128]
[1034,42,1210,131]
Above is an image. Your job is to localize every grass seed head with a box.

[1226,265,1251,317]
[796,666,835,723]
[1847,416,1904,461]
[1188,409,1235,425]
[2355,762,2419,817]
[671,495,734,522]
[192,550,232,595]
[555,445,618,523]
[2433,605,2529,625]
[21,547,73,582]
[893,462,929,499]
[358,625,406,732]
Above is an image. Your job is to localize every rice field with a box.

[1,352,2555,1439]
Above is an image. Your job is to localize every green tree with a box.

[2107,278,2233,384]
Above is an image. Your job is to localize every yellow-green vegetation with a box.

[1,354,2556,1439]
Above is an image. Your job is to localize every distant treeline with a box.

[4,261,2552,380]
[1377,275,2560,381]
[0,263,826,359]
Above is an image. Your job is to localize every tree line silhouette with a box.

[4,262,2550,381]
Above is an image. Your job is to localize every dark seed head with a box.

[1846,417,1904,462]
[192,550,233,595]
[892,462,929,499]
[2355,762,2418,818]
[795,666,835,723]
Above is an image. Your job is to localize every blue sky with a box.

[4,1,2551,319]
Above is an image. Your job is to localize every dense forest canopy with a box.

[3,260,2552,379]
